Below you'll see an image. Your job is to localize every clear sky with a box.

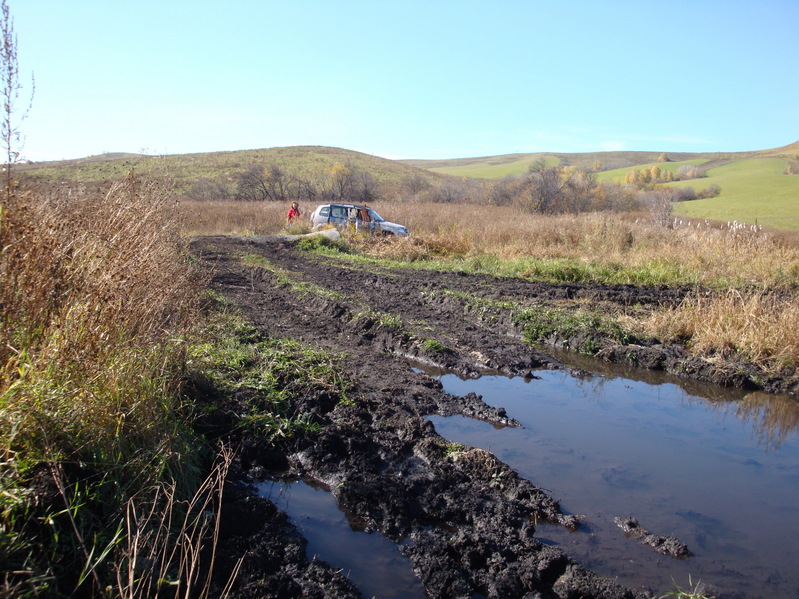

[12,0,799,162]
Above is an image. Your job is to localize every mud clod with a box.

[614,516,692,559]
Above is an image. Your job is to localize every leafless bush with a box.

[641,190,674,227]
[400,174,432,201]
[188,177,233,201]
[697,183,721,198]
[431,177,472,203]
[676,164,706,179]
[670,186,698,202]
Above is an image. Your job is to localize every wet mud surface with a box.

[189,234,797,598]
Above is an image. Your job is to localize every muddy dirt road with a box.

[189,235,794,598]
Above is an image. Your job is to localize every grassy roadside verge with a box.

[0,177,352,597]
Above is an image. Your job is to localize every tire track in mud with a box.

[191,234,774,598]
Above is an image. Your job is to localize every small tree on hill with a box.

[1,0,34,196]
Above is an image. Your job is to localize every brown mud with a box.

[189,234,797,598]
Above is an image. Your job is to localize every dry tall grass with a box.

[645,288,799,369]
[1,175,210,595]
[181,199,289,236]
[1,175,203,466]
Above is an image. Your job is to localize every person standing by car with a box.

[286,202,302,226]
[355,205,372,233]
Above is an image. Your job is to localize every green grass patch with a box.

[427,155,560,179]
[431,288,632,355]
[237,252,346,301]
[295,233,352,254]
[187,307,353,439]
[421,338,449,353]
[512,304,632,353]
[297,238,708,287]
[669,158,799,230]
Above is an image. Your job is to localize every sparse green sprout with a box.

[421,338,448,353]
[443,441,466,458]
[376,312,403,330]
[659,576,715,599]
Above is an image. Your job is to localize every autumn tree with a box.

[188,177,232,201]
[328,162,353,201]
[649,165,661,181]
[352,169,378,204]
[401,174,431,200]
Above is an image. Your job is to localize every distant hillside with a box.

[668,157,799,230]
[17,146,446,198]
[402,142,799,179]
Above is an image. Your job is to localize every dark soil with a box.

[189,234,797,599]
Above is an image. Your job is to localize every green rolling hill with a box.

[405,142,799,230]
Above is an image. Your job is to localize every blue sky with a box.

[12,0,799,162]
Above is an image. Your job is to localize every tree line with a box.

[187,158,718,226]
[189,160,380,205]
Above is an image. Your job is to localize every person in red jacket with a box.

[286,202,301,226]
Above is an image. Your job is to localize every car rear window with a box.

[320,206,330,217]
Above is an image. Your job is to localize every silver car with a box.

[309,203,409,236]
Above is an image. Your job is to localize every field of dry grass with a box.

[184,200,799,286]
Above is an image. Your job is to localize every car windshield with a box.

[367,209,384,222]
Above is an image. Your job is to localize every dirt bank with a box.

[189,235,795,598]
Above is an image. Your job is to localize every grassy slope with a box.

[403,150,709,178]
[19,146,444,195]
[404,154,559,178]
[595,155,799,229]
[670,158,799,230]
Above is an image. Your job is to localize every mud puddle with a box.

[422,356,799,599]
[259,478,427,599]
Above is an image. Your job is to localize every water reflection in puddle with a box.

[424,358,799,599]
[258,478,426,599]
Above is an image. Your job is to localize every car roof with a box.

[321,203,366,209]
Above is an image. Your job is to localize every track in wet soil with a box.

[190,234,796,599]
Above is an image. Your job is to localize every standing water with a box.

[426,355,799,599]
[259,477,427,599]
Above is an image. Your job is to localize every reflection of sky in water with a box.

[427,366,799,599]
[258,479,425,599]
